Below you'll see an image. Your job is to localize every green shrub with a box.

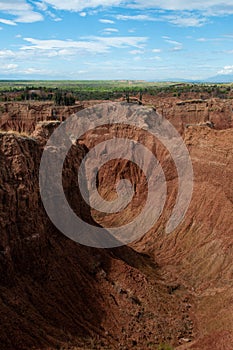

[158,344,174,350]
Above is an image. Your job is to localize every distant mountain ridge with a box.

[148,75,233,84]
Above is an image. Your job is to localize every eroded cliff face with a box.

[83,96,233,133]
[141,95,233,132]
[0,101,232,350]
[69,102,233,350]
[1,96,233,136]
[148,127,233,350]
[0,122,193,350]
[0,102,83,134]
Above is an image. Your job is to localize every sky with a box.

[0,0,233,80]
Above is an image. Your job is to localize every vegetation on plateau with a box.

[0,80,233,104]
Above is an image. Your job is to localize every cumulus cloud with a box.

[35,2,48,11]
[42,0,122,11]
[39,0,233,13]
[0,49,16,58]
[39,0,233,17]
[16,11,43,23]
[0,0,43,24]
[1,0,232,28]
[0,0,30,11]
[0,35,148,77]
[218,65,233,75]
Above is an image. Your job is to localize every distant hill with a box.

[149,75,233,84]
[203,74,233,83]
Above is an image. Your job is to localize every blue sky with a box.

[0,0,233,80]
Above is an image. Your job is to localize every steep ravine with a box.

[71,103,233,350]
[0,102,232,350]
[0,122,193,350]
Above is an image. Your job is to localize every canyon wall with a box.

[142,96,233,133]
[0,101,232,349]
[0,120,193,350]
[72,103,233,350]
[0,102,83,134]
[1,97,233,136]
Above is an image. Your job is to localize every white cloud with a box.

[197,37,225,42]
[0,0,43,23]
[16,11,43,23]
[0,0,29,11]
[165,39,183,51]
[166,39,181,46]
[115,12,208,27]
[21,36,148,55]
[152,48,161,53]
[129,0,233,13]
[77,70,88,74]
[39,0,233,27]
[21,37,108,53]
[45,10,62,21]
[35,2,48,11]
[40,0,233,13]
[99,19,115,24]
[0,63,54,76]
[218,65,233,75]
[89,35,147,48]
[22,67,45,74]
[0,18,16,25]
[1,63,18,70]
[165,14,208,27]
[170,45,183,51]
[42,0,122,11]
[102,28,119,34]
[115,14,156,21]
[0,49,16,58]
[0,35,147,72]
[0,0,228,29]
[197,37,207,42]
